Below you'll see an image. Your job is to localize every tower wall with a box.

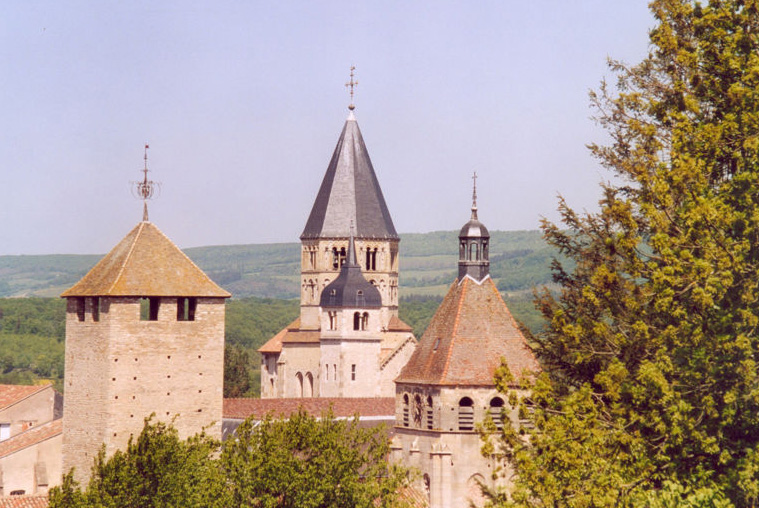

[300,238,399,330]
[62,296,225,484]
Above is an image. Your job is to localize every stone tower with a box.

[259,103,415,399]
[392,188,539,508]
[298,108,400,330]
[60,220,230,483]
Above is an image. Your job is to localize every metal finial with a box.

[471,172,478,220]
[345,65,358,111]
[131,144,160,222]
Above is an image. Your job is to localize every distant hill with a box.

[0,230,556,303]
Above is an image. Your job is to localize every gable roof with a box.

[0,419,62,459]
[61,222,230,298]
[301,113,398,240]
[396,277,538,387]
[0,384,49,411]
[0,497,49,508]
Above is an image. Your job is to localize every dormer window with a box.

[356,290,365,307]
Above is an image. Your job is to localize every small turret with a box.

[458,172,490,281]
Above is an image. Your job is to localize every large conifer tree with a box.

[498,0,759,505]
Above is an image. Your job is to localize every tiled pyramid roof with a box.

[301,113,398,240]
[396,277,538,386]
[61,221,230,298]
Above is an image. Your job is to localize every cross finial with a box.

[132,144,160,222]
[345,65,358,111]
[471,171,478,220]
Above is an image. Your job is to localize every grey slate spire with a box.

[300,113,398,240]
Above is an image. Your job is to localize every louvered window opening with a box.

[488,407,504,430]
[458,406,474,431]
[426,409,434,430]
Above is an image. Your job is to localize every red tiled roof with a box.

[258,318,323,354]
[61,222,230,298]
[0,496,48,508]
[0,384,48,411]
[396,277,539,386]
[223,397,395,420]
[0,419,62,459]
[388,315,413,332]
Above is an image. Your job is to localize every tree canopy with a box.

[49,410,410,508]
[492,0,759,506]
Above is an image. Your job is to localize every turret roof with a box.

[61,221,230,298]
[395,277,538,386]
[301,113,398,240]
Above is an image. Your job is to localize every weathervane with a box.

[471,171,478,220]
[131,144,160,222]
[345,65,358,111]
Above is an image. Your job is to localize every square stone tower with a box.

[60,220,230,483]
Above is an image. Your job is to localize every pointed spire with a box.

[471,171,478,221]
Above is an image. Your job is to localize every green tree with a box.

[224,344,253,397]
[222,408,411,508]
[48,417,229,508]
[492,0,759,505]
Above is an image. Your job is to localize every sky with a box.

[1,1,655,255]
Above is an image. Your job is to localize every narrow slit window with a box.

[76,298,86,322]
[351,364,356,381]
[91,297,100,322]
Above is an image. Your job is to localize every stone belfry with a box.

[259,70,415,399]
[60,149,230,483]
[299,68,400,331]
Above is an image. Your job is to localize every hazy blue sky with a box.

[1,1,654,255]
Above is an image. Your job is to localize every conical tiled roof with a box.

[301,113,398,240]
[396,277,538,386]
[61,222,230,298]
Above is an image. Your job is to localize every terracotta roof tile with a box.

[223,397,395,420]
[258,318,299,353]
[0,384,48,410]
[0,496,48,508]
[396,277,538,387]
[0,419,62,459]
[61,222,230,298]
[388,316,413,332]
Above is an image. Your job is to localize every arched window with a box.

[402,394,410,427]
[361,312,369,330]
[483,240,489,260]
[460,241,466,259]
[339,247,346,266]
[469,242,479,261]
[295,372,304,398]
[458,397,474,431]
[489,397,505,430]
[413,395,423,427]
[328,311,337,330]
[333,364,336,381]
[304,372,314,397]
[353,312,361,330]
[269,378,275,396]
[325,364,330,381]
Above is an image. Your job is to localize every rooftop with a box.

[61,221,230,298]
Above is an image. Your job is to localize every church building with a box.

[392,187,539,508]
[258,100,416,399]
